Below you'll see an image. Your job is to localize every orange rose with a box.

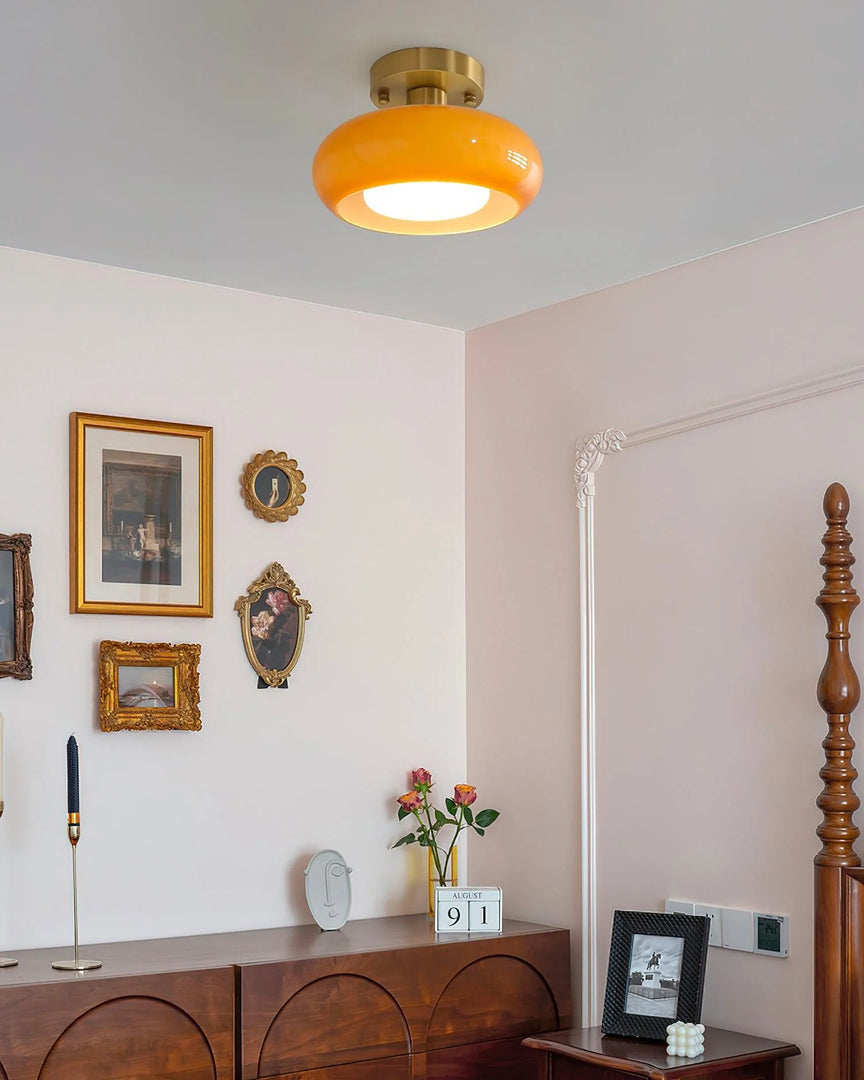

[397,791,423,813]
[411,768,432,789]
[453,784,477,807]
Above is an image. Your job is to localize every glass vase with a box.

[427,846,458,918]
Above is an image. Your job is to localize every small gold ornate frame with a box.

[0,533,34,681]
[234,563,312,687]
[99,641,201,731]
[240,451,306,523]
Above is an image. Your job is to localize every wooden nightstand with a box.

[523,1026,800,1079]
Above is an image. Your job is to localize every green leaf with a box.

[397,806,411,821]
[445,797,457,816]
[417,834,429,847]
[472,825,485,837]
[434,808,448,827]
[392,833,416,847]
[474,809,500,828]
[463,806,474,826]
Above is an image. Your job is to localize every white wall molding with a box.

[626,363,864,447]
[574,428,626,507]
[575,362,864,1027]
[575,429,624,1027]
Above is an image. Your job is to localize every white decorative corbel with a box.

[574,428,626,507]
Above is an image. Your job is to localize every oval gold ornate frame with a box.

[240,451,306,523]
[234,563,312,688]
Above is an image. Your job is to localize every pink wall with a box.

[466,207,864,1076]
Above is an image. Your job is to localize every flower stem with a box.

[420,795,445,883]
[441,806,464,882]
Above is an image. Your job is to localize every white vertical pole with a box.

[579,496,597,1026]
[574,429,624,1028]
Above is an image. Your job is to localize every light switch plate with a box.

[694,904,722,947]
[664,899,696,916]
[721,907,754,952]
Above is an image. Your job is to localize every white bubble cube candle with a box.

[666,1021,705,1057]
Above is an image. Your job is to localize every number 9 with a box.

[448,907,462,925]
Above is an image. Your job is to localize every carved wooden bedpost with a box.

[815,482,861,1080]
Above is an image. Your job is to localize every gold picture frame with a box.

[70,412,213,617]
[99,640,201,731]
[240,450,306,523]
[0,532,34,681]
[234,563,312,687]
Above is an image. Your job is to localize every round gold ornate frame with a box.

[240,451,306,523]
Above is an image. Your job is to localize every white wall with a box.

[0,247,466,950]
[466,207,864,1075]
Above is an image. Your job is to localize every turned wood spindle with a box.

[815,481,861,867]
[815,481,861,1080]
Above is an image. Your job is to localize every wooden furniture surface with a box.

[523,1027,800,1080]
[0,915,570,1080]
[814,484,864,1080]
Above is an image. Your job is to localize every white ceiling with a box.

[2,1,863,330]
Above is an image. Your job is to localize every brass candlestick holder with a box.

[51,813,101,971]
[0,800,18,968]
[51,763,101,974]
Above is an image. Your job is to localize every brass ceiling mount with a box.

[370,47,485,109]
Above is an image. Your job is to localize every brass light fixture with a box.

[312,47,543,235]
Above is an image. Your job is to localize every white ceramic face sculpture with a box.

[304,850,353,931]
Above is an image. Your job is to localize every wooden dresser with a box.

[0,914,571,1080]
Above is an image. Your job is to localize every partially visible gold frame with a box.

[70,412,213,617]
[234,563,312,687]
[99,640,201,731]
[240,450,306,523]
[0,532,34,681]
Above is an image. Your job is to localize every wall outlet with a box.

[664,899,696,916]
[694,903,722,947]
[721,907,754,952]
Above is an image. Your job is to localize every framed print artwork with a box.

[99,640,201,731]
[0,533,34,681]
[601,910,710,1040]
[70,413,213,616]
[234,562,312,688]
[240,450,306,523]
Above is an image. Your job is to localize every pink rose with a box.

[397,791,423,813]
[411,768,432,789]
[266,590,290,616]
[453,784,477,807]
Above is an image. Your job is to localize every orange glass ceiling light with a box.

[312,47,543,235]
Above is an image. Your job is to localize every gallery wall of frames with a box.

[0,246,467,952]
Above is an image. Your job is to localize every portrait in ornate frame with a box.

[0,533,34,681]
[70,412,213,617]
[99,640,201,731]
[234,563,312,687]
[240,450,306,523]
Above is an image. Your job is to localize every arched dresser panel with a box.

[38,997,216,1080]
[0,966,234,1080]
[426,955,559,1050]
[257,974,410,1077]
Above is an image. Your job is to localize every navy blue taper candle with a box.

[66,735,80,845]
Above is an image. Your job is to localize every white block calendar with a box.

[434,886,503,933]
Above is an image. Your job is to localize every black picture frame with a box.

[601,910,710,1040]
